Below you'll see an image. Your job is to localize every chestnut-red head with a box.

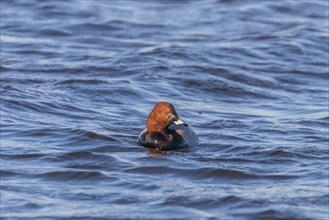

[146,102,185,132]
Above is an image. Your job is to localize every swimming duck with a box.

[138,102,199,150]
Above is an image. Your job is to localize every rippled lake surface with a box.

[1,0,328,219]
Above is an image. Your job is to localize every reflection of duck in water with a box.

[138,102,199,150]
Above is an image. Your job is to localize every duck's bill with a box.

[174,119,188,127]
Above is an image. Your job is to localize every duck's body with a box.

[138,102,199,150]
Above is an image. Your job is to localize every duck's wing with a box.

[168,124,199,148]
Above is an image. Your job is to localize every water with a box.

[1,0,328,219]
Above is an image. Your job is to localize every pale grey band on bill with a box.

[174,119,185,125]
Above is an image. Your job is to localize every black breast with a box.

[138,129,187,150]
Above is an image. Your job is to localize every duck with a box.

[138,102,199,150]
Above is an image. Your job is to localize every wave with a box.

[35,170,111,181]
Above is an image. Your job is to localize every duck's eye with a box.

[171,114,179,122]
